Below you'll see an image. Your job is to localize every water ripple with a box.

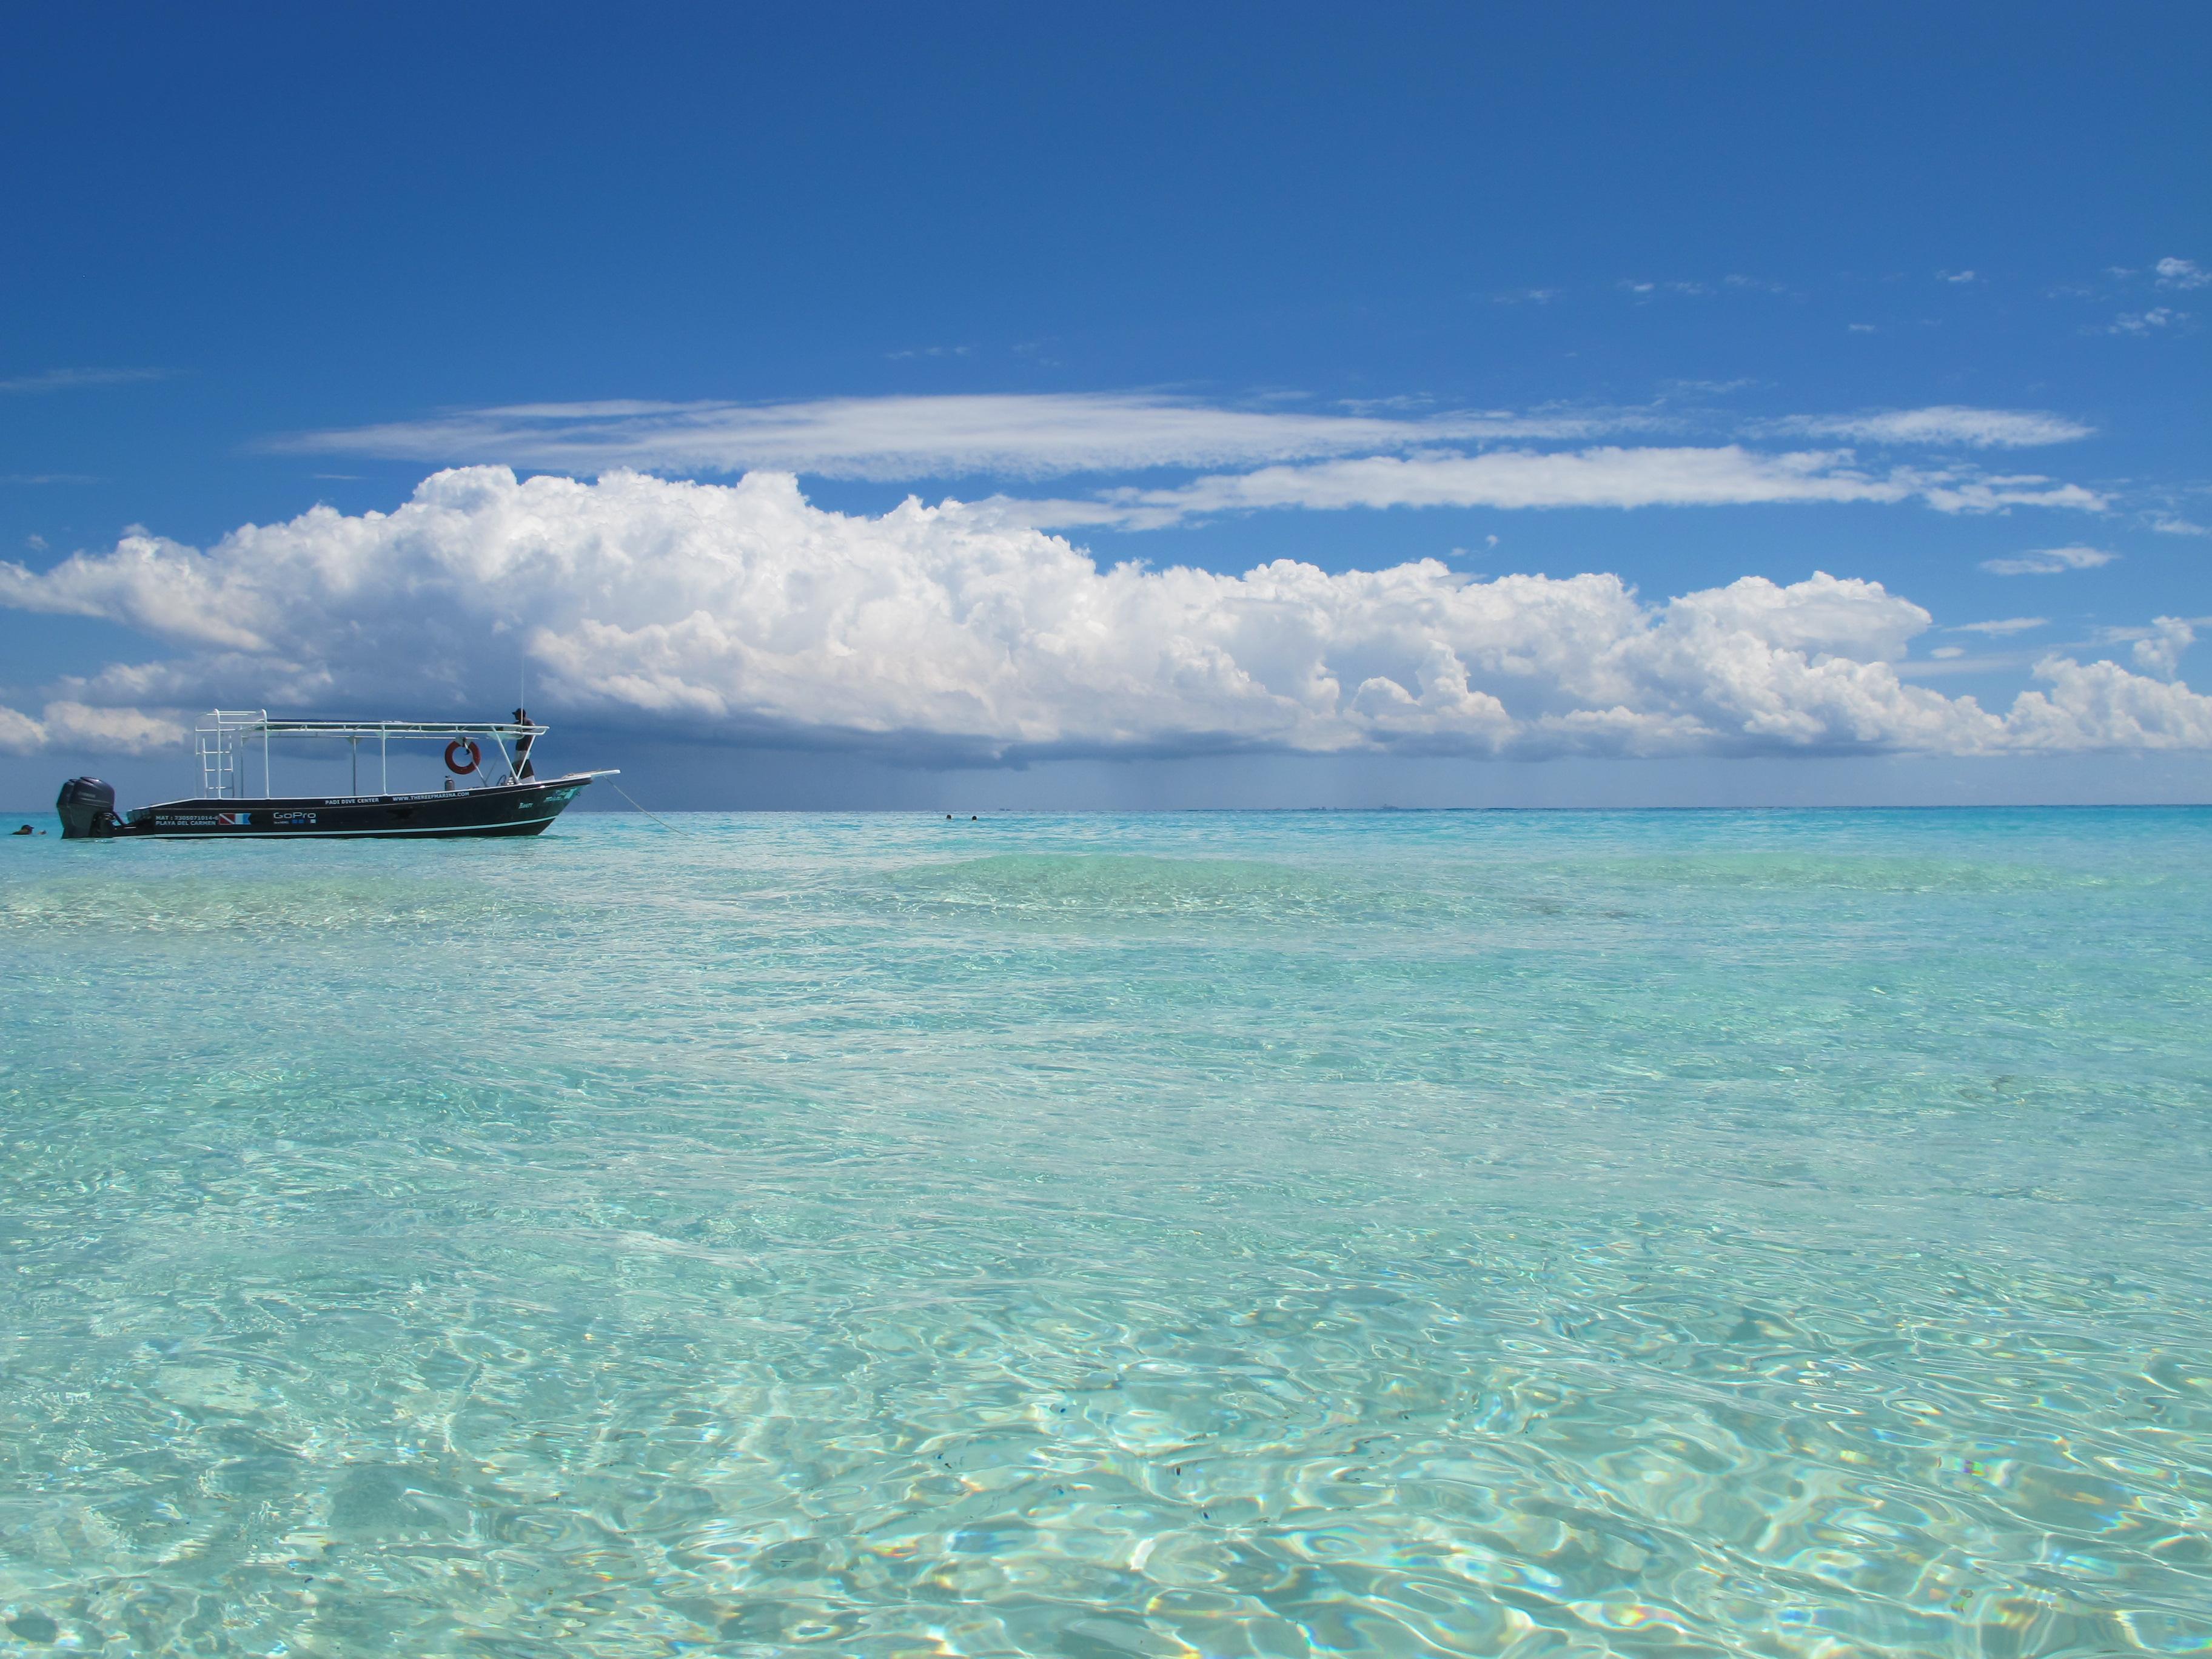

[1,809,2208,1655]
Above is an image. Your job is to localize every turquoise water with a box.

[3,809,2210,1657]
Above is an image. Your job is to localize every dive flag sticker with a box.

[217,811,250,827]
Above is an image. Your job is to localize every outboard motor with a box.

[511,707,537,780]
[57,777,120,839]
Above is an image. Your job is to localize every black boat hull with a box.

[104,774,599,840]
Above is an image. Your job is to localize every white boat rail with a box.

[196,709,551,799]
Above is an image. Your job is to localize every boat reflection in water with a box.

[57,708,615,840]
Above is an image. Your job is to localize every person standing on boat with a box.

[512,708,537,781]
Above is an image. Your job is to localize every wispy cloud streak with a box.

[1980,546,2117,575]
[278,393,1649,481]
[276,392,2105,503]
[1760,406,2092,448]
[0,367,170,395]
[1002,447,2105,529]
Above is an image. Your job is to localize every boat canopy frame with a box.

[195,709,549,799]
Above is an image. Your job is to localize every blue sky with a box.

[3,1,2208,808]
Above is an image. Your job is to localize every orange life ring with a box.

[444,739,481,775]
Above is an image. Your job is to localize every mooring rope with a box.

[608,780,685,833]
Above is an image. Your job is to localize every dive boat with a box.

[57,708,615,840]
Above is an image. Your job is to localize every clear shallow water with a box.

[2,808,2209,1658]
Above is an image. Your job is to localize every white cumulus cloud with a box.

[2154,257,2209,290]
[0,700,184,756]
[0,705,44,752]
[2002,657,2212,748]
[1952,616,2048,635]
[2096,617,2199,679]
[0,468,2204,763]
